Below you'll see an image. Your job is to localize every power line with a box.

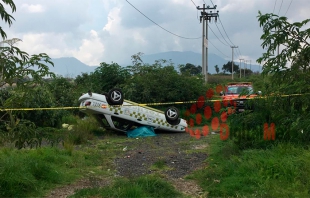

[125,0,201,39]
[237,48,242,58]
[209,0,243,59]
[203,1,236,46]
[190,0,197,7]
[218,16,235,46]
[209,40,229,58]
[278,0,283,15]
[273,0,278,13]
[284,0,293,16]
[214,22,231,46]
[190,0,201,21]
[209,25,230,47]
[209,0,215,7]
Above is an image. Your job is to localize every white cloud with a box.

[15,31,104,66]
[72,30,105,65]
[103,7,121,34]
[21,4,45,13]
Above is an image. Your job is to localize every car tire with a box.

[107,88,124,105]
[102,92,111,104]
[165,106,180,122]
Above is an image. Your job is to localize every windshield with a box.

[226,86,253,95]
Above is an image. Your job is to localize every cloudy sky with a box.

[2,0,310,66]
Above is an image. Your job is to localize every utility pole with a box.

[0,40,4,84]
[239,59,243,78]
[198,4,206,81]
[231,46,238,80]
[244,60,246,77]
[272,28,280,56]
[197,4,218,84]
[249,60,251,75]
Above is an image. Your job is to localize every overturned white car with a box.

[78,88,187,133]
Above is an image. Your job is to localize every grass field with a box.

[188,135,310,197]
[1,116,309,197]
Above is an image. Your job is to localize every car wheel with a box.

[102,92,111,104]
[107,88,124,105]
[165,106,179,122]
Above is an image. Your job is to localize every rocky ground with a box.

[45,131,212,198]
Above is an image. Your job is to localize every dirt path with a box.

[45,132,210,197]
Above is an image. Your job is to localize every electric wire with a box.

[211,0,245,57]
[211,0,238,47]
[125,0,201,39]
[210,0,243,60]
[284,0,293,16]
[194,0,229,59]
[210,0,230,46]
[209,0,215,6]
[214,22,231,46]
[191,0,197,8]
[236,46,241,57]
[218,17,236,46]
[234,48,241,58]
[278,0,283,15]
[209,40,230,58]
[237,48,242,58]
[209,25,230,47]
[190,0,200,21]
[273,0,278,14]
[209,0,240,59]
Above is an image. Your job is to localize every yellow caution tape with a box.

[0,107,87,111]
[0,93,306,111]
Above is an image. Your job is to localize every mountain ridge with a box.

[47,51,261,77]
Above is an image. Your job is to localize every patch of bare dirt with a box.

[45,176,112,198]
[45,132,210,197]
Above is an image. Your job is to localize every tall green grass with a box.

[188,136,310,197]
[0,147,78,197]
[227,94,310,149]
[0,136,120,197]
[63,115,102,145]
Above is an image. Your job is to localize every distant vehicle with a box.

[220,82,261,112]
[78,88,187,133]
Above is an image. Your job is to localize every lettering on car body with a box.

[92,101,102,107]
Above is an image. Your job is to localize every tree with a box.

[123,61,205,103]
[0,0,56,148]
[92,62,130,93]
[127,52,144,74]
[0,39,55,87]
[257,11,310,94]
[222,61,239,74]
[245,11,310,145]
[0,0,55,88]
[0,0,16,40]
[214,65,219,74]
[179,63,202,76]
[240,68,253,77]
